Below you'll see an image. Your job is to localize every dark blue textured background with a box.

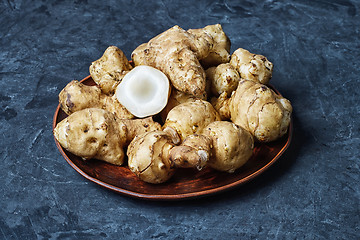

[1,0,359,239]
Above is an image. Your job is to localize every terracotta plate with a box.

[53,76,292,200]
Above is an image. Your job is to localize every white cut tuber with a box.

[115,65,170,118]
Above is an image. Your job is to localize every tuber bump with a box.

[163,99,221,143]
[127,130,210,184]
[131,24,230,98]
[59,80,134,119]
[53,108,161,165]
[89,46,133,94]
[212,79,292,142]
[205,63,240,97]
[188,24,231,68]
[230,48,273,85]
[202,121,253,173]
[159,88,198,123]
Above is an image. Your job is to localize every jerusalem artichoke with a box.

[163,99,221,143]
[129,121,254,183]
[188,24,231,68]
[59,80,134,119]
[127,131,209,184]
[53,108,161,165]
[205,63,240,97]
[89,46,133,94]
[230,48,273,85]
[115,65,171,118]
[212,79,292,142]
[131,24,230,98]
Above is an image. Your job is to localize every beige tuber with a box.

[89,46,133,95]
[128,121,254,183]
[205,63,240,97]
[131,24,230,98]
[127,130,210,184]
[59,80,134,119]
[53,108,161,165]
[163,99,221,143]
[230,48,273,85]
[212,79,292,142]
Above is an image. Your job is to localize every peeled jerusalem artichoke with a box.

[230,48,273,85]
[115,65,171,118]
[89,46,133,94]
[53,108,161,165]
[212,79,292,142]
[59,80,134,119]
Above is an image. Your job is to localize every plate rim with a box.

[53,75,293,201]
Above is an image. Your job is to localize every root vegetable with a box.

[230,48,273,85]
[212,79,292,142]
[59,80,134,119]
[205,63,240,97]
[115,65,171,118]
[131,25,230,98]
[128,121,254,183]
[203,121,253,173]
[168,134,212,170]
[131,25,208,98]
[130,43,147,66]
[127,131,210,184]
[127,131,176,184]
[89,46,133,94]
[53,108,161,165]
[188,24,231,68]
[159,88,198,123]
[163,99,221,143]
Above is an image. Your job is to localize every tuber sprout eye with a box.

[115,65,170,118]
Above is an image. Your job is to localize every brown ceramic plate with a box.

[53,76,292,200]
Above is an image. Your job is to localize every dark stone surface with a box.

[0,0,359,239]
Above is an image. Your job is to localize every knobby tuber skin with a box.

[59,80,134,119]
[169,134,212,170]
[127,131,176,184]
[163,99,221,143]
[131,25,208,98]
[210,92,231,120]
[203,121,254,173]
[54,108,161,166]
[205,63,240,97]
[230,48,273,85]
[212,79,292,142]
[188,24,231,68]
[131,24,230,98]
[89,46,133,95]
[159,88,199,123]
[163,121,254,174]
[54,108,127,165]
[127,130,213,184]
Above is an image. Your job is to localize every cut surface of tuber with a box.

[115,65,170,118]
